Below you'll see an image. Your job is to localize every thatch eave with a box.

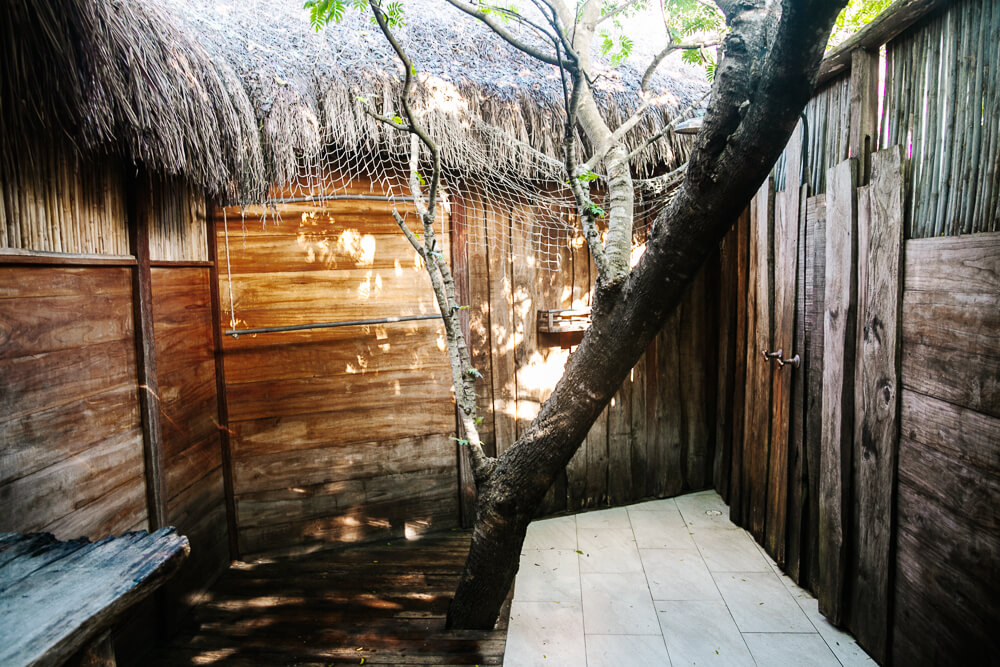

[1,0,708,204]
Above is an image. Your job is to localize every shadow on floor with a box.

[152,531,509,666]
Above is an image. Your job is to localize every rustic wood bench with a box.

[0,527,189,667]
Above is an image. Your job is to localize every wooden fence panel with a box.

[848,147,905,662]
[893,231,1000,663]
[818,157,858,624]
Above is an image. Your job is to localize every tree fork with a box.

[447,0,847,630]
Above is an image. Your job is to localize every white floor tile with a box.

[713,572,814,633]
[515,549,581,603]
[743,632,841,666]
[577,526,644,574]
[586,634,671,666]
[576,506,632,532]
[689,525,772,572]
[796,596,875,666]
[642,549,721,601]
[523,515,577,550]
[628,497,679,512]
[504,491,873,666]
[628,508,697,549]
[656,600,754,666]
[504,601,586,667]
[581,572,660,635]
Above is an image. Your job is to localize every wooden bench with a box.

[0,527,189,667]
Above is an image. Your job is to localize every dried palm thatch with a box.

[0,0,708,203]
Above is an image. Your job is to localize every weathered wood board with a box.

[0,528,189,667]
[766,123,802,564]
[848,147,904,663]
[818,157,858,624]
[892,230,1000,664]
[151,266,230,626]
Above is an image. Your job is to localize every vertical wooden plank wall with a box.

[215,177,458,556]
[716,2,999,663]
[462,195,722,514]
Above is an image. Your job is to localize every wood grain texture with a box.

[766,124,802,564]
[901,232,1000,418]
[848,148,904,663]
[728,209,750,520]
[818,157,858,624]
[802,194,827,591]
[744,179,774,539]
[786,183,810,582]
[214,174,459,554]
[450,192,476,527]
[151,266,230,626]
[0,529,188,667]
[153,532,510,666]
[128,177,167,530]
[0,266,147,540]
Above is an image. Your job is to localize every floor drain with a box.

[705,509,723,516]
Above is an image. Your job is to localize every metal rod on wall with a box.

[265,194,416,204]
[225,313,441,337]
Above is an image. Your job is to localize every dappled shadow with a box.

[153,529,509,666]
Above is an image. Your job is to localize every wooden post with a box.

[849,48,880,185]
[450,191,476,527]
[849,147,905,662]
[744,178,774,540]
[127,170,167,531]
[818,157,859,625]
[766,123,803,565]
[205,201,241,559]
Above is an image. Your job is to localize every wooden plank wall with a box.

[0,265,147,538]
[151,263,229,622]
[462,193,720,515]
[893,232,1000,665]
[715,2,1000,662]
[1,147,231,660]
[215,176,458,556]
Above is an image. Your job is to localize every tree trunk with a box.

[447,0,847,630]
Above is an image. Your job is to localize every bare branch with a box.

[440,0,564,66]
[580,94,654,173]
[596,0,644,26]
[640,33,724,91]
[625,89,710,162]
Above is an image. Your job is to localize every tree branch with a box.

[596,0,645,25]
[440,0,565,66]
[626,90,710,162]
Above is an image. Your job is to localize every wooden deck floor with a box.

[153,531,509,666]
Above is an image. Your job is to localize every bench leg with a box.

[67,630,116,667]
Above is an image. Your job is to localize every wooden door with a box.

[739,123,805,566]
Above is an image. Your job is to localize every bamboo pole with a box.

[962,0,987,234]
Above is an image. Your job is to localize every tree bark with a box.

[448,0,847,630]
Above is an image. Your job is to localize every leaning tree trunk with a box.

[447,0,848,630]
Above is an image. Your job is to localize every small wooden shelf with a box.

[537,308,591,334]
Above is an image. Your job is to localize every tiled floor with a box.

[505,490,873,666]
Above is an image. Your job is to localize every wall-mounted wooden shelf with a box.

[537,308,591,334]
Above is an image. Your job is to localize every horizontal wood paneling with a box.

[216,175,458,555]
[151,266,230,622]
[893,231,1000,664]
[0,266,146,539]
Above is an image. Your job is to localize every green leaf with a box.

[576,170,600,183]
[392,115,404,125]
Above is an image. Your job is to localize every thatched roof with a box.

[1,0,708,202]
